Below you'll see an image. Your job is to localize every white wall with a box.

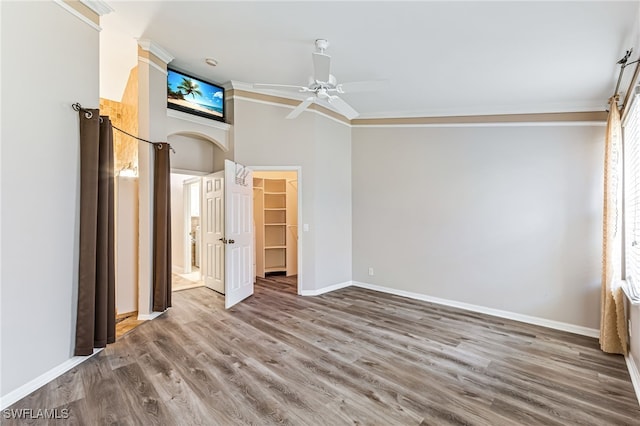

[0,1,99,398]
[352,125,604,329]
[234,100,352,290]
[170,174,187,271]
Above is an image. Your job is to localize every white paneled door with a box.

[202,171,225,294]
[224,160,254,308]
[201,161,254,308]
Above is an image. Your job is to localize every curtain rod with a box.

[612,49,640,103]
[72,103,175,153]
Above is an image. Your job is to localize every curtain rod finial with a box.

[618,49,633,65]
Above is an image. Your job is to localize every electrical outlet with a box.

[368,267,374,276]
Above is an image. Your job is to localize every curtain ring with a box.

[72,103,93,119]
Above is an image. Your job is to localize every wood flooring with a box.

[115,273,209,340]
[115,313,145,340]
[172,272,204,292]
[5,277,640,425]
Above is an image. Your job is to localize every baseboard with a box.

[300,281,352,296]
[0,349,102,410]
[137,310,165,321]
[116,310,137,320]
[626,353,640,406]
[351,281,600,338]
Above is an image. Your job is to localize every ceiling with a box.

[100,1,640,119]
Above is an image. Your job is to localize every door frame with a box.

[182,177,201,275]
[248,165,303,295]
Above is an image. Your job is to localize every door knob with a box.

[218,238,228,244]
[228,239,235,244]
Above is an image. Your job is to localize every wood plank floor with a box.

[5,278,639,425]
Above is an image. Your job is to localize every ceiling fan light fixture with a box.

[205,58,218,67]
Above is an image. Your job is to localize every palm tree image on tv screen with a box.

[167,69,224,120]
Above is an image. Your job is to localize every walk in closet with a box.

[253,171,298,278]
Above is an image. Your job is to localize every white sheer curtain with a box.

[600,95,628,354]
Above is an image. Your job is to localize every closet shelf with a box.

[255,177,296,279]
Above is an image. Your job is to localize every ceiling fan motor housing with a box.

[308,74,337,89]
[256,38,362,120]
[315,38,329,52]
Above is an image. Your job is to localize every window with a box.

[623,91,640,300]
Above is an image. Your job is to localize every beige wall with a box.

[99,66,139,173]
[313,116,352,286]
[352,124,604,329]
[137,48,169,317]
[100,98,138,173]
[1,1,99,398]
[115,177,139,315]
[168,134,217,174]
[233,100,352,291]
[630,301,640,353]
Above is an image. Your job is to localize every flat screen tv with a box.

[167,68,225,122]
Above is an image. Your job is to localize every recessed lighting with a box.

[205,58,218,67]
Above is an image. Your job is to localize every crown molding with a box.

[138,57,167,75]
[54,0,101,31]
[228,80,255,91]
[355,101,607,120]
[137,39,174,65]
[351,111,607,127]
[79,0,114,16]
[222,81,235,91]
[227,81,607,127]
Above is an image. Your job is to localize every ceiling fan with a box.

[253,39,386,120]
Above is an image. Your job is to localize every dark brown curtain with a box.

[74,111,115,356]
[153,143,172,311]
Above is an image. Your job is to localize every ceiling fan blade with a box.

[337,79,389,93]
[253,83,308,91]
[328,96,359,120]
[312,52,331,82]
[286,97,315,119]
